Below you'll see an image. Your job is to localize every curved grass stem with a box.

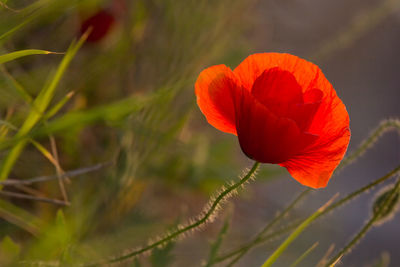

[289,242,319,267]
[215,163,400,265]
[325,177,400,267]
[223,189,310,266]
[338,119,400,171]
[261,194,338,267]
[213,118,400,264]
[84,162,260,266]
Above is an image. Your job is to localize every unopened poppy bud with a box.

[372,185,400,226]
[80,9,115,43]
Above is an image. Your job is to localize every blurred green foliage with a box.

[0,0,256,265]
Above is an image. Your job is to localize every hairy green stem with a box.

[322,165,400,216]
[215,163,400,264]
[325,178,400,266]
[214,119,400,264]
[85,162,260,266]
[338,119,400,170]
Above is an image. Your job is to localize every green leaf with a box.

[0,95,148,151]
[0,49,56,65]
[55,209,70,246]
[25,209,73,261]
[0,236,20,260]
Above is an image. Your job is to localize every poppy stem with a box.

[84,161,260,266]
[214,163,400,265]
[337,119,400,171]
[213,118,400,265]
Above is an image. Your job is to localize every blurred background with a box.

[0,0,399,266]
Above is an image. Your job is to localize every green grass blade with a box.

[289,242,319,267]
[216,189,310,265]
[325,179,400,266]
[261,195,338,267]
[0,96,148,151]
[0,120,17,132]
[0,0,56,43]
[0,12,38,42]
[17,40,82,135]
[205,217,230,267]
[0,65,33,103]
[0,199,42,236]
[0,49,56,64]
[1,236,21,261]
[0,33,87,181]
[42,91,74,120]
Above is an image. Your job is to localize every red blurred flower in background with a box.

[80,9,115,43]
[195,53,350,188]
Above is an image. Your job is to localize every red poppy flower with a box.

[80,9,115,43]
[195,53,350,188]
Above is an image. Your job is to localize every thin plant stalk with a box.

[290,242,319,267]
[224,189,310,266]
[215,163,400,264]
[84,162,260,266]
[325,178,400,267]
[261,194,338,267]
[0,162,111,186]
[215,119,400,264]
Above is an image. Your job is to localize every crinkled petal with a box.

[251,67,303,117]
[234,53,348,135]
[303,88,323,103]
[281,125,350,188]
[280,87,350,188]
[234,53,327,94]
[195,65,239,135]
[288,102,322,131]
[235,53,350,189]
[287,89,324,131]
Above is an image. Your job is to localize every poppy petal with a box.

[196,53,350,189]
[288,102,322,131]
[303,88,323,103]
[80,10,115,42]
[281,126,350,188]
[195,65,239,135]
[234,89,318,163]
[234,53,328,95]
[234,53,346,136]
[251,67,303,117]
[281,102,350,188]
